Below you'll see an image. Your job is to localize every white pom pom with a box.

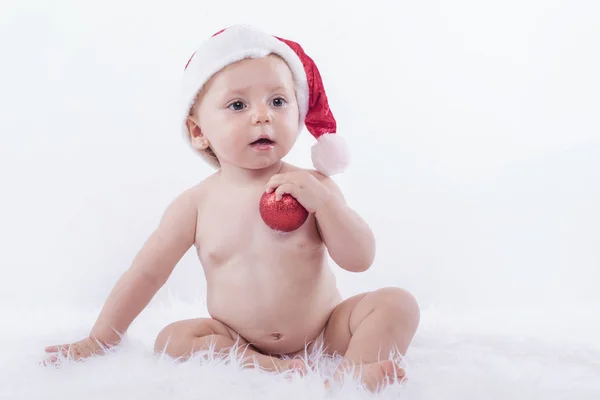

[311,133,350,176]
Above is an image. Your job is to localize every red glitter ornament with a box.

[259,191,309,232]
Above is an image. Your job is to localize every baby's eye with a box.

[228,101,246,111]
[271,97,287,107]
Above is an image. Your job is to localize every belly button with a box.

[270,332,283,340]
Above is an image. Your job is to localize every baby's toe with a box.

[380,360,406,379]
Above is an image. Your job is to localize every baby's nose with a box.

[251,106,272,124]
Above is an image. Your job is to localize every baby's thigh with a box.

[153,317,248,354]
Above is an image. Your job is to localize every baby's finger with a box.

[274,183,297,200]
[40,354,59,367]
[45,344,68,353]
[64,344,86,360]
[49,344,77,360]
[265,173,294,193]
[265,178,282,193]
[53,347,69,359]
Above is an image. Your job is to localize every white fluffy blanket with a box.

[5,300,600,400]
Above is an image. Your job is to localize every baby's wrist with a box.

[89,329,120,347]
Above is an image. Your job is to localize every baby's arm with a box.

[314,178,376,272]
[44,187,199,363]
[89,188,198,345]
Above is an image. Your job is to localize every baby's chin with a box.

[223,156,281,172]
[246,149,292,166]
[247,159,284,171]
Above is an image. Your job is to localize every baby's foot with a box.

[272,358,307,375]
[357,360,406,391]
[329,360,406,392]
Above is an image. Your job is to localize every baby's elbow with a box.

[329,240,376,272]
[347,236,376,273]
[348,263,371,273]
[339,255,374,273]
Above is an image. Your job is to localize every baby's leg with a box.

[154,318,304,373]
[323,287,420,391]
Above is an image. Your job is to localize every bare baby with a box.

[43,25,420,392]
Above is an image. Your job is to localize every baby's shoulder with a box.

[169,173,217,209]
[290,165,340,186]
[285,163,328,181]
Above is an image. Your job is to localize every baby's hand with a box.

[265,171,330,213]
[42,336,106,367]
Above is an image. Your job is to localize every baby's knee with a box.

[374,287,420,322]
[154,321,182,355]
[153,318,231,356]
[154,319,202,355]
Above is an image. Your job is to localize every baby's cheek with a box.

[224,129,249,152]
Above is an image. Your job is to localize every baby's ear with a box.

[186,117,210,150]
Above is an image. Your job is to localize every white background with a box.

[1,0,598,318]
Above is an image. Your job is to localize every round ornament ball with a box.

[259,191,309,232]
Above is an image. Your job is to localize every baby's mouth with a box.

[250,138,275,146]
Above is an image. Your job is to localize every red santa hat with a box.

[181,24,350,176]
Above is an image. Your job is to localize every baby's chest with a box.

[194,198,320,265]
[200,204,257,241]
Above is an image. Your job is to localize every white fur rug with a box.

[6,300,600,400]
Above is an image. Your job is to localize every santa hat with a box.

[181,24,350,176]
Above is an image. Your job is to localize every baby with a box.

[43,25,420,392]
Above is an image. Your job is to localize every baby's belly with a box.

[204,263,342,355]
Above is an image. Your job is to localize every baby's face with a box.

[190,55,300,170]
